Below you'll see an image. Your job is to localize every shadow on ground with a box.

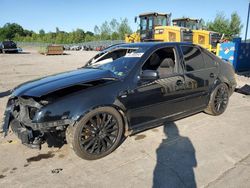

[237,71,250,78]
[153,122,197,188]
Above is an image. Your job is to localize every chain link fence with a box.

[16,40,125,51]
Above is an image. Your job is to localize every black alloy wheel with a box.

[205,83,229,116]
[213,85,229,113]
[67,107,124,160]
[79,112,119,155]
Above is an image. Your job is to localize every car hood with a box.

[12,68,118,97]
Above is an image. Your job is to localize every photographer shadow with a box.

[153,122,197,188]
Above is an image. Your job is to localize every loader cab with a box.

[138,12,171,41]
[173,18,221,53]
[172,18,201,30]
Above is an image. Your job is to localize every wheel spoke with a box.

[80,136,93,145]
[96,113,102,128]
[89,139,98,154]
[85,137,96,150]
[106,127,118,133]
[96,139,101,154]
[106,121,116,130]
[103,115,112,128]
[216,102,221,111]
[107,133,117,138]
[100,138,107,151]
[101,113,107,127]
[104,136,113,146]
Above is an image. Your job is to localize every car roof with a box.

[116,42,196,48]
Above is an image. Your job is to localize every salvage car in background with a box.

[0,40,18,53]
[2,42,236,160]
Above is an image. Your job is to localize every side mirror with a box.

[140,70,159,81]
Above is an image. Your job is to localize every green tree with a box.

[100,21,112,40]
[110,19,119,33]
[229,12,243,38]
[207,12,243,40]
[86,31,94,36]
[0,23,24,40]
[39,29,45,35]
[118,18,132,39]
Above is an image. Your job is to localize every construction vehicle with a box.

[125,13,222,53]
[154,25,193,43]
[125,12,171,43]
[172,18,222,52]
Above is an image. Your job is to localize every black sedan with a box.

[0,40,18,53]
[2,42,236,160]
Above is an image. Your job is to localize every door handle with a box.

[210,73,215,78]
[176,80,184,86]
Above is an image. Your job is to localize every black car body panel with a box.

[2,42,236,149]
[12,68,118,97]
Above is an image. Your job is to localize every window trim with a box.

[139,45,181,77]
[201,49,219,68]
[180,45,205,73]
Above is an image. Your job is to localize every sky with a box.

[0,0,249,39]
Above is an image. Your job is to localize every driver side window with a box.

[142,47,177,78]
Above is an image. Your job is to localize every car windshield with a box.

[86,47,144,78]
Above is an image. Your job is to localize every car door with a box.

[121,46,188,127]
[180,45,208,109]
[200,49,219,92]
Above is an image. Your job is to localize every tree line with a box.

[0,12,244,44]
[207,12,243,40]
[0,18,132,44]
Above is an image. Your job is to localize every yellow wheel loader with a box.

[172,18,222,53]
[125,12,171,43]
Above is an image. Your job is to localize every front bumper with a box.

[2,97,75,149]
[3,111,74,149]
[10,118,42,149]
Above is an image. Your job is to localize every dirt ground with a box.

[0,49,250,188]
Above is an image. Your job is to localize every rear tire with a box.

[67,107,124,160]
[205,83,229,116]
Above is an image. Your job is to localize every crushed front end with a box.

[2,96,74,149]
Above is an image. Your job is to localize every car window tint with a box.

[181,46,204,72]
[202,52,217,68]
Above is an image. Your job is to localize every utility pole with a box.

[245,1,250,42]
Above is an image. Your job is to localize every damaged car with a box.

[2,42,236,160]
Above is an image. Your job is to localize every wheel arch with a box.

[73,104,131,137]
[216,75,234,95]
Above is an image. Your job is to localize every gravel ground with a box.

[236,72,250,88]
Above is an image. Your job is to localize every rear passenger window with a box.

[202,52,217,68]
[181,46,204,72]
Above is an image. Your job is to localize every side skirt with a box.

[129,105,206,136]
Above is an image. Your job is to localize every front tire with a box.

[67,107,124,160]
[205,83,229,116]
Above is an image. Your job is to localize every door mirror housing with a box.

[140,70,159,81]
